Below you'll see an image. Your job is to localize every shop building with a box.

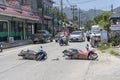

[0,0,39,42]
[0,0,55,43]
[35,0,54,33]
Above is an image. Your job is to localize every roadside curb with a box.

[0,40,33,49]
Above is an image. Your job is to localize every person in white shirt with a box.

[86,30,91,42]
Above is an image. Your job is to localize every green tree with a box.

[52,11,66,20]
[85,20,94,30]
[94,11,112,29]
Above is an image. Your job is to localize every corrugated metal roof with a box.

[0,0,40,21]
[110,14,120,19]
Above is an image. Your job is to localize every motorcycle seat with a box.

[26,50,37,54]
[69,48,78,51]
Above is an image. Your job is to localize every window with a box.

[21,0,27,4]
[0,21,8,32]
[15,2,22,12]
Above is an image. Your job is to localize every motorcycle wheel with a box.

[59,43,63,46]
[35,54,43,61]
[44,55,47,60]
[88,53,98,60]
[62,49,68,53]
[62,50,73,59]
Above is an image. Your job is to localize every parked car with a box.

[31,30,53,44]
[69,31,85,42]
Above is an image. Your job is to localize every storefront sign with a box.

[110,25,120,30]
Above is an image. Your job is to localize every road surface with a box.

[0,41,120,80]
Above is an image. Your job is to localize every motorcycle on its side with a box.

[18,46,47,61]
[62,44,98,60]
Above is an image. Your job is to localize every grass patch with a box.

[96,42,120,56]
[97,45,109,51]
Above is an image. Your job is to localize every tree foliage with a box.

[94,11,112,28]
[53,11,67,20]
[84,20,94,30]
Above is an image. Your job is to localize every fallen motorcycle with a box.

[18,46,47,61]
[62,44,98,60]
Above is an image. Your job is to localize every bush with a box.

[109,37,120,46]
[97,45,109,51]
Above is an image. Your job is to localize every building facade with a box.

[0,0,39,42]
[35,0,54,33]
[0,0,54,42]
[19,0,54,34]
[110,13,120,25]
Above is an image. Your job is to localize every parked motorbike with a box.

[90,36,99,48]
[0,44,3,52]
[90,32,100,48]
[59,36,69,46]
[62,44,98,60]
[18,46,47,61]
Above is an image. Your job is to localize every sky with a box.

[53,0,120,11]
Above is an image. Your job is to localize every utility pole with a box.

[78,8,80,29]
[111,4,113,13]
[41,0,44,30]
[61,0,63,15]
[94,7,96,16]
[60,0,63,30]
[52,7,57,37]
[53,8,55,37]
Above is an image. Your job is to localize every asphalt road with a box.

[0,40,120,80]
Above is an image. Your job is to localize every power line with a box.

[71,0,97,5]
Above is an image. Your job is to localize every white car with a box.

[69,31,85,42]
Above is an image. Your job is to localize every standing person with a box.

[86,30,91,42]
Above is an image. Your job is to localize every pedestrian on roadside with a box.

[86,30,91,42]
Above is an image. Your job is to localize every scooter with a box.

[62,44,98,60]
[90,33,100,48]
[18,46,47,61]
[59,36,69,46]
[0,44,3,52]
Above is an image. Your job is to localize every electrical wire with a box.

[71,0,97,5]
